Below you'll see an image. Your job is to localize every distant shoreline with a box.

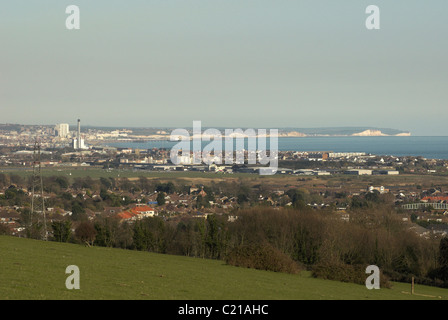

[99,136,448,160]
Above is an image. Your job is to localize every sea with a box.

[104,136,448,160]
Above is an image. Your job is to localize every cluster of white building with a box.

[55,121,87,150]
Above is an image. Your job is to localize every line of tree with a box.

[42,203,448,289]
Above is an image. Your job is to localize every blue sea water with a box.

[106,136,448,160]
[278,136,448,160]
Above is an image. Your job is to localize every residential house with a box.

[117,204,155,221]
[103,207,124,216]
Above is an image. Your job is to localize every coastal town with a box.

[1,123,448,241]
[0,123,411,149]
[3,0,448,302]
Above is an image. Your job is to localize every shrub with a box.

[0,223,11,235]
[311,261,390,288]
[225,243,301,274]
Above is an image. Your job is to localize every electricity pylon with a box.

[30,138,47,240]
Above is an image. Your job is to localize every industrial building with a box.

[344,169,372,175]
[72,119,87,150]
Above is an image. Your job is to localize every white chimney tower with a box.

[77,119,81,150]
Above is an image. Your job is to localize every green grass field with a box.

[1,235,448,300]
[3,166,448,190]
[0,166,258,181]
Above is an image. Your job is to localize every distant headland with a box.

[0,124,411,144]
[278,127,411,137]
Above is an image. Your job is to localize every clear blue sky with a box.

[1,1,447,135]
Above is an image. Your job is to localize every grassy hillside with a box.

[1,235,447,300]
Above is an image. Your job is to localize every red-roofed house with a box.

[421,196,448,203]
[117,204,155,221]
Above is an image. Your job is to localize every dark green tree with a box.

[94,218,119,247]
[71,203,87,221]
[439,237,448,269]
[52,220,72,242]
[157,192,166,206]
[133,220,150,251]
[286,189,307,209]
